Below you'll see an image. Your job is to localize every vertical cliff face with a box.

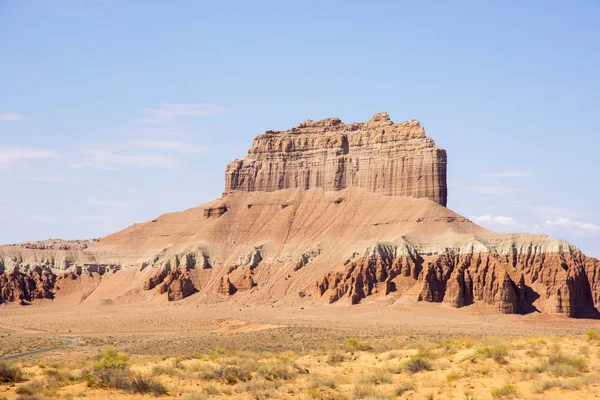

[225,113,448,206]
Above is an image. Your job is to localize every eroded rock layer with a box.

[317,244,599,317]
[225,113,448,206]
[0,113,598,318]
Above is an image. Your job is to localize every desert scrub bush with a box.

[199,359,255,384]
[476,345,509,364]
[309,374,338,390]
[535,353,587,376]
[0,361,23,383]
[491,384,517,398]
[354,384,393,400]
[536,354,587,377]
[182,394,207,400]
[151,364,180,377]
[90,349,167,396]
[235,378,277,393]
[359,368,393,385]
[326,349,347,365]
[346,337,373,351]
[586,329,599,342]
[42,367,82,387]
[15,386,35,395]
[127,375,168,396]
[257,358,300,381]
[208,348,226,360]
[394,382,414,396]
[93,348,130,370]
[405,355,433,373]
[446,370,462,382]
[532,379,562,393]
[94,368,167,396]
[14,380,58,399]
[353,384,377,399]
[307,387,348,400]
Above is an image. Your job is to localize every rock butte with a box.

[1,113,599,317]
[225,112,448,206]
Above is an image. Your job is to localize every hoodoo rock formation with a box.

[1,113,598,317]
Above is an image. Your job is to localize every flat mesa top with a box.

[259,112,427,139]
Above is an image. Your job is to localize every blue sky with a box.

[0,0,598,257]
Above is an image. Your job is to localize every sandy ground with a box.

[2,299,600,359]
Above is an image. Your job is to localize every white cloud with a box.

[90,200,130,208]
[0,147,61,169]
[129,139,210,153]
[482,172,534,178]
[71,144,177,170]
[71,137,211,170]
[138,103,225,123]
[471,214,517,226]
[493,216,517,226]
[0,113,23,121]
[470,185,518,194]
[528,206,598,220]
[543,218,600,232]
[472,214,492,223]
[131,140,189,150]
[535,217,600,239]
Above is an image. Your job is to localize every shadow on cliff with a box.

[518,286,540,315]
[572,271,600,319]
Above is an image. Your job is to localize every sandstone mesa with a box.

[1,113,599,317]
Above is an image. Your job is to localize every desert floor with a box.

[2,299,600,399]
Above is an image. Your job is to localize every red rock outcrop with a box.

[317,244,599,317]
[225,113,448,206]
[0,267,56,304]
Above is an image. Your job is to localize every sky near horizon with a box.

[0,0,599,257]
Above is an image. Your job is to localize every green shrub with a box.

[94,348,130,370]
[0,362,23,383]
[347,338,373,351]
[491,384,517,398]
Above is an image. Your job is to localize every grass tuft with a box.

[0,362,23,383]
[491,384,517,398]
